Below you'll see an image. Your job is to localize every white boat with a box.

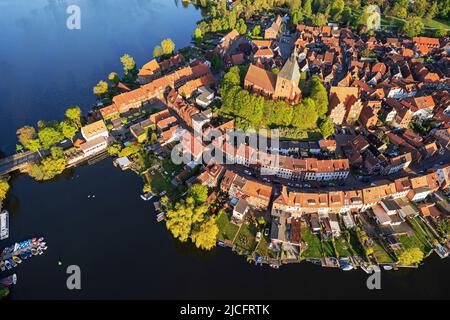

[140,193,154,201]
[0,210,9,240]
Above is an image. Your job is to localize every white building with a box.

[79,136,108,157]
[81,120,109,142]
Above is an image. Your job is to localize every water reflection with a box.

[0,0,201,155]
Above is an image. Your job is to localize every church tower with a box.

[274,50,301,102]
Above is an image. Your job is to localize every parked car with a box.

[264,228,270,237]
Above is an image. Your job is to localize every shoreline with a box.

[1,2,449,287]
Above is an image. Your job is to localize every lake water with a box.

[0,0,449,300]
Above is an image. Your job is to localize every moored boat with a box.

[1,237,47,272]
[12,256,21,264]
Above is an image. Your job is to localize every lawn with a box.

[382,15,450,30]
[421,18,450,30]
[301,227,323,258]
[234,222,259,255]
[334,238,353,257]
[412,216,439,243]
[372,241,395,264]
[144,170,178,196]
[161,159,184,176]
[254,236,276,259]
[321,240,336,257]
[216,212,240,242]
[349,230,367,259]
[397,233,433,255]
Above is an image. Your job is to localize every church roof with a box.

[278,52,300,82]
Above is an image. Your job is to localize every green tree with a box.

[188,184,209,205]
[29,156,67,181]
[433,28,447,37]
[38,127,64,150]
[412,0,428,17]
[426,1,438,19]
[228,10,237,29]
[118,144,141,158]
[236,18,247,34]
[108,72,120,85]
[107,143,123,156]
[16,144,24,153]
[0,286,10,299]
[311,13,328,26]
[312,0,323,13]
[390,0,409,19]
[303,0,313,17]
[398,247,424,265]
[252,25,261,36]
[161,38,176,55]
[93,80,108,97]
[165,198,208,242]
[65,106,82,128]
[319,116,335,138]
[341,6,353,25]
[291,98,318,130]
[193,27,203,44]
[50,146,64,160]
[436,219,450,237]
[211,53,224,72]
[291,9,304,25]
[60,120,78,142]
[190,217,219,250]
[16,126,37,149]
[153,45,164,58]
[0,178,10,207]
[25,139,42,155]
[331,0,345,21]
[222,66,241,88]
[120,54,136,75]
[401,16,424,37]
[308,76,329,118]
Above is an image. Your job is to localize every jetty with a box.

[0,211,8,241]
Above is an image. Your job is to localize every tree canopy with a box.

[29,152,67,181]
[65,106,82,128]
[188,184,209,205]
[38,127,64,150]
[153,45,164,58]
[93,80,108,96]
[161,38,176,55]
[398,247,424,266]
[401,16,424,38]
[108,72,120,85]
[17,126,37,149]
[0,178,10,207]
[319,116,335,139]
[166,197,209,242]
[120,54,136,75]
[220,67,325,137]
[165,185,218,250]
[191,217,219,250]
[60,120,78,142]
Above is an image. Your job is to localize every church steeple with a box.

[278,50,300,84]
[274,49,301,101]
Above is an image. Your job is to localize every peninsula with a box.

[1,0,449,284]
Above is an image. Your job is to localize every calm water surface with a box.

[0,0,449,300]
